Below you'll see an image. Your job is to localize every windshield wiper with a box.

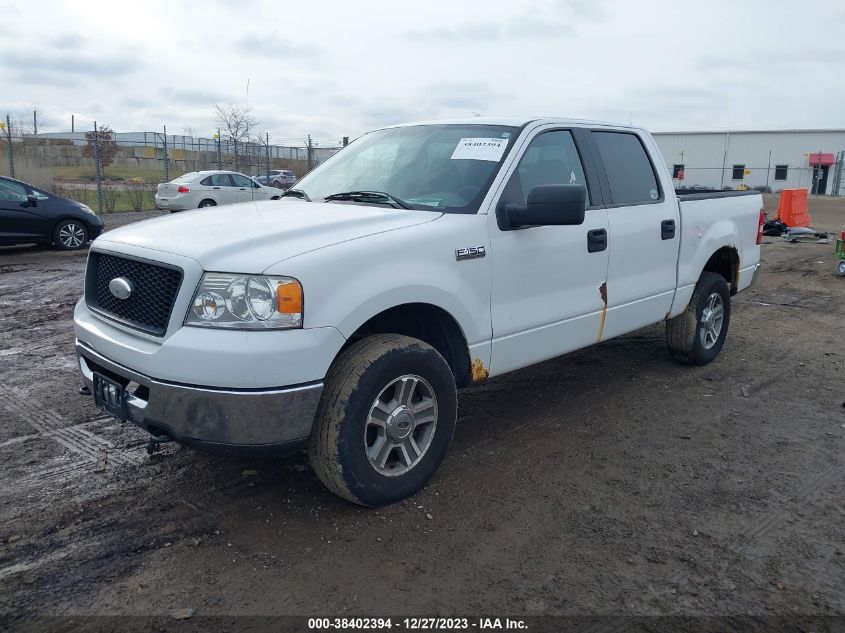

[323,191,411,210]
[282,188,311,201]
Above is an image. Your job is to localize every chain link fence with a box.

[0,119,343,214]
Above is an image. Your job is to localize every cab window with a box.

[592,131,660,205]
[500,130,590,208]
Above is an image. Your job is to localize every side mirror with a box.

[503,184,586,229]
[23,194,38,208]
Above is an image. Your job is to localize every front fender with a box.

[266,214,493,368]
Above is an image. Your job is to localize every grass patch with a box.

[59,187,153,212]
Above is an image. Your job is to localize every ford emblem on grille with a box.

[108,277,134,300]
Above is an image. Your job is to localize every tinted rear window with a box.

[592,132,660,205]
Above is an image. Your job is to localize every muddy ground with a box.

[0,197,843,627]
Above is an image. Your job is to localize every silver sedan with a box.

[154,170,281,212]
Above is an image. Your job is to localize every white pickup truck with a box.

[74,118,763,506]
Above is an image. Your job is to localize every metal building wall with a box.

[652,130,845,194]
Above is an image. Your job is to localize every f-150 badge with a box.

[455,246,486,261]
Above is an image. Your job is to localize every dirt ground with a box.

[0,197,843,627]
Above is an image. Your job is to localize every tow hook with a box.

[79,385,91,395]
[146,432,173,456]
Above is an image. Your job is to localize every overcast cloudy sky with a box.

[1,0,843,145]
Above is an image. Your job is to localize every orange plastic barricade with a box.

[774,189,810,227]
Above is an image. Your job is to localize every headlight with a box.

[79,205,96,215]
[185,273,303,329]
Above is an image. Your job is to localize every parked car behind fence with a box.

[155,171,281,212]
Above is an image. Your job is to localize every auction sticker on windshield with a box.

[451,138,508,162]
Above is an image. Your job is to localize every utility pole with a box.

[215,129,222,170]
[163,125,169,181]
[765,149,772,189]
[71,114,75,133]
[307,135,314,171]
[4,115,14,179]
[265,132,271,182]
[33,110,37,135]
[93,121,103,215]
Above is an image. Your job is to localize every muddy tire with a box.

[666,271,731,366]
[309,334,457,507]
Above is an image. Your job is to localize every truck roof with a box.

[383,116,643,131]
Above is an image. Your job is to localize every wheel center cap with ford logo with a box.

[108,277,134,300]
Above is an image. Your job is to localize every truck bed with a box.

[675,188,762,201]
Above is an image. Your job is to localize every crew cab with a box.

[74,118,763,506]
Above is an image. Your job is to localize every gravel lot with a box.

[1,198,843,625]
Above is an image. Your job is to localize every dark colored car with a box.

[253,169,297,190]
[270,169,298,190]
[0,176,103,250]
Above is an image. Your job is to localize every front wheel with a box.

[53,220,89,250]
[309,334,457,506]
[666,271,731,365]
[838,260,845,276]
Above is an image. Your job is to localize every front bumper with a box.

[89,223,103,240]
[76,339,322,453]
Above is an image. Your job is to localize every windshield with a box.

[294,124,519,213]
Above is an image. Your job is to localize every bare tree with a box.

[213,103,258,172]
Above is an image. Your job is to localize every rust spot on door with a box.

[470,358,489,383]
[596,281,608,341]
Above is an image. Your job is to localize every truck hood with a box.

[95,200,440,272]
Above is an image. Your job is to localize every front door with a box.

[814,165,830,195]
[489,128,610,376]
[229,174,255,202]
[0,178,48,243]
[588,130,681,340]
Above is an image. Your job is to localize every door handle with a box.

[212,187,221,190]
[661,219,676,240]
[239,188,247,191]
[587,228,607,253]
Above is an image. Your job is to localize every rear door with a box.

[489,126,610,375]
[588,129,680,339]
[0,178,49,243]
[209,174,239,205]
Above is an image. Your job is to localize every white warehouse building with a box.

[652,129,845,195]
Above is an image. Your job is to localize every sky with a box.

[1,0,844,147]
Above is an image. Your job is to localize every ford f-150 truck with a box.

[74,118,763,506]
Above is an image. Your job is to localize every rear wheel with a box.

[838,260,845,276]
[53,220,89,250]
[666,271,731,365]
[309,334,457,506]
[198,199,216,209]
